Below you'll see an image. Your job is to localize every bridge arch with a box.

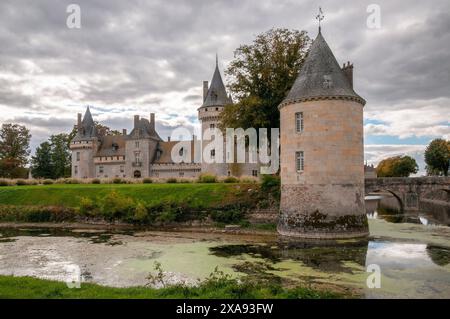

[366,188,404,213]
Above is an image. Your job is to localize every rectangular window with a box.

[179,172,184,177]
[76,152,80,161]
[210,123,215,129]
[210,149,215,158]
[120,165,124,173]
[296,151,304,171]
[99,166,104,174]
[252,170,258,177]
[74,166,78,175]
[295,112,304,133]
[135,141,139,148]
[135,152,141,163]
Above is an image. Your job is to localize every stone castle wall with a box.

[278,99,367,238]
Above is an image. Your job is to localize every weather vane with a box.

[316,7,324,32]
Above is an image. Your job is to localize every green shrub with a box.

[166,178,177,183]
[92,178,101,184]
[223,176,238,183]
[261,174,280,200]
[113,178,123,184]
[63,178,80,184]
[0,205,76,222]
[78,197,99,217]
[133,202,148,223]
[143,178,153,184]
[198,174,217,183]
[210,209,244,224]
[0,179,9,187]
[43,179,54,185]
[99,190,135,220]
[15,179,27,186]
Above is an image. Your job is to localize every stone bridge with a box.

[365,177,450,212]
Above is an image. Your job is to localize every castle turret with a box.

[70,106,99,178]
[198,55,232,176]
[278,29,368,239]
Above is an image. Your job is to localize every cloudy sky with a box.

[0,0,449,174]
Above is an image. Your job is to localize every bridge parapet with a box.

[365,177,450,212]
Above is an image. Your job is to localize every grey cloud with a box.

[0,0,449,158]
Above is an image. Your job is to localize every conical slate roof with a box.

[202,58,232,107]
[73,106,98,141]
[280,31,365,108]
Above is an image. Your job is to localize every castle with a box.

[71,25,368,239]
[70,58,260,179]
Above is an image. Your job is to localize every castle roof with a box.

[95,135,126,157]
[280,31,365,108]
[73,106,98,141]
[128,118,163,141]
[154,140,200,164]
[201,57,232,108]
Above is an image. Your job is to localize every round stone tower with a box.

[278,29,368,239]
[198,56,232,176]
[70,106,99,179]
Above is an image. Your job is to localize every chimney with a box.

[77,113,82,132]
[122,129,127,135]
[150,113,155,131]
[203,81,209,101]
[134,115,140,128]
[342,61,354,88]
[168,136,171,142]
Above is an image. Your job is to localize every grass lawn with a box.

[0,183,252,208]
[0,275,339,299]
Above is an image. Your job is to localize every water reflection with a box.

[365,194,450,226]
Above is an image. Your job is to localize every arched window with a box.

[134,170,142,178]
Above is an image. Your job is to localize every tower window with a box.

[210,149,215,158]
[296,151,304,172]
[210,123,215,129]
[135,141,139,148]
[76,152,80,161]
[295,112,304,133]
[179,147,184,156]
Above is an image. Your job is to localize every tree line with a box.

[0,122,117,179]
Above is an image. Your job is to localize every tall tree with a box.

[31,141,53,179]
[376,155,419,177]
[0,124,31,178]
[220,28,310,131]
[425,138,450,176]
[50,134,71,178]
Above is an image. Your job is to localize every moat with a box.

[0,196,449,299]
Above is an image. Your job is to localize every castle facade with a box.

[69,60,260,179]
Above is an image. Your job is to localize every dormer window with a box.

[112,143,119,151]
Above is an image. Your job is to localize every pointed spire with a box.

[73,105,98,140]
[82,106,94,127]
[201,55,232,107]
[280,31,365,108]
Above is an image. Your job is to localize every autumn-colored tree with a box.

[219,28,310,132]
[376,155,419,177]
[0,123,31,178]
[425,138,450,176]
